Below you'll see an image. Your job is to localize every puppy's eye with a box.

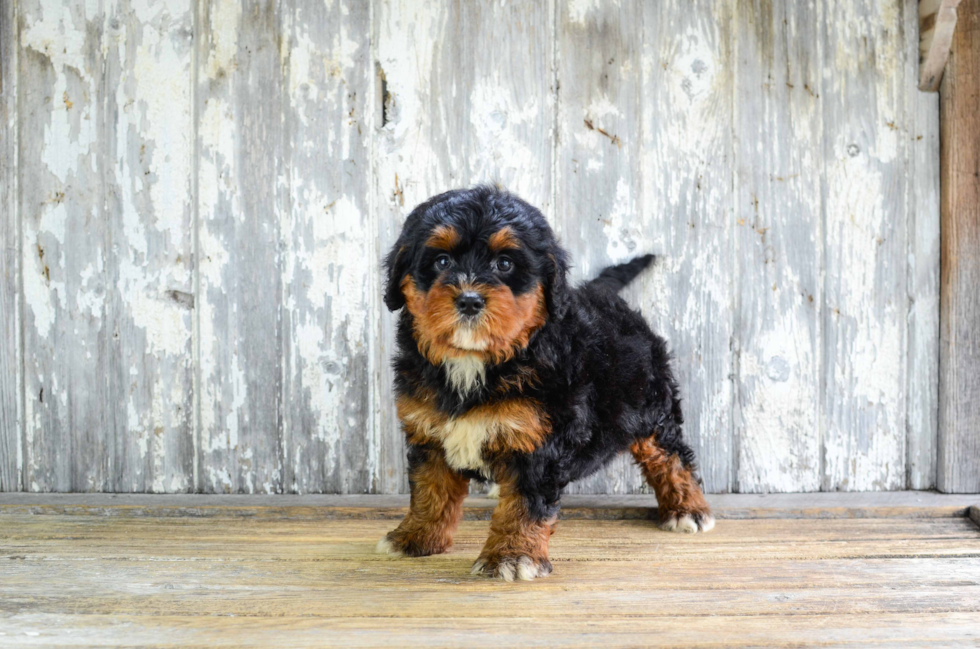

[434,254,453,272]
[495,256,514,274]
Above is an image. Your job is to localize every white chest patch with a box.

[443,355,486,396]
[438,415,493,474]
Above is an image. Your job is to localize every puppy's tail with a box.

[589,254,657,293]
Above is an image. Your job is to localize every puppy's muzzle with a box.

[455,291,485,317]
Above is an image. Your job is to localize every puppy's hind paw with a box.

[659,512,715,533]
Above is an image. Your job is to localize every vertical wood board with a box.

[103,0,196,493]
[196,0,284,493]
[821,0,909,491]
[733,0,823,493]
[281,0,375,494]
[938,0,980,493]
[0,0,22,491]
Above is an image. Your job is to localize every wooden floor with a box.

[1,494,979,648]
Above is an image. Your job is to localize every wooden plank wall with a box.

[0,0,945,494]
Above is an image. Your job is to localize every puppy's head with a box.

[384,186,569,365]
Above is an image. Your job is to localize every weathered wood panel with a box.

[20,0,110,491]
[821,0,910,491]
[196,0,284,493]
[103,0,196,493]
[733,0,822,492]
[906,0,941,490]
[280,0,375,493]
[374,0,555,493]
[938,0,980,493]
[0,0,21,492]
[0,0,948,494]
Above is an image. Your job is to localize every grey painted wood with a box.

[938,0,980,493]
[0,0,950,494]
[103,0,196,493]
[280,0,375,494]
[196,0,284,493]
[733,0,822,493]
[821,0,910,491]
[20,0,110,491]
[906,0,941,490]
[0,0,21,492]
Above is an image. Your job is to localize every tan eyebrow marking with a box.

[426,225,460,251]
[488,227,521,252]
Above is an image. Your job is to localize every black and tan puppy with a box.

[377,186,713,581]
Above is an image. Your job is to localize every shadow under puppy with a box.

[378,186,713,581]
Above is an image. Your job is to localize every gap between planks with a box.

[0,491,977,521]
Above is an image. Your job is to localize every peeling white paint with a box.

[6,0,938,496]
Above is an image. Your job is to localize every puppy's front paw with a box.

[659,511,715,533]
[471,553,553,581]
[375,534,406,557]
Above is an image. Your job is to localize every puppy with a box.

[377,186,713,581]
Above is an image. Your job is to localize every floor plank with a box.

[0,510,978,647]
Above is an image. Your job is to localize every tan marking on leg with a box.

[472,476,555,581]
[378,450,469,557]
[630,436,714,533]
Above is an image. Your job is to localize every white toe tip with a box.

[471,560,486,575]
[660,513,713,533]
[486,483,500,499]
[375,536,404,557]
[676,514,699,533]
[498,562,516,582]
[516,557,538,581]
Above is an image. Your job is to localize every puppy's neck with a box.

[442,354,486,396]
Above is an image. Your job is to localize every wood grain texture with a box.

[821,0,910,491]
[103,0,196,493]
[733,0,822,493]
[938,0,980,493]
[0,0,21,492]
[906,0,942,490]
[280,0,375,494]
[0,512,978,646]
[196,0,284,493]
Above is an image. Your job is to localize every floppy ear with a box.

[383,239,413,312]
[544,247,570,320]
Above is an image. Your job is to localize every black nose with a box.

[455,291,485,316]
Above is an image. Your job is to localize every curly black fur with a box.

[385,186,703,526]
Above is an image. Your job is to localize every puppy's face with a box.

[385,188,568,365]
